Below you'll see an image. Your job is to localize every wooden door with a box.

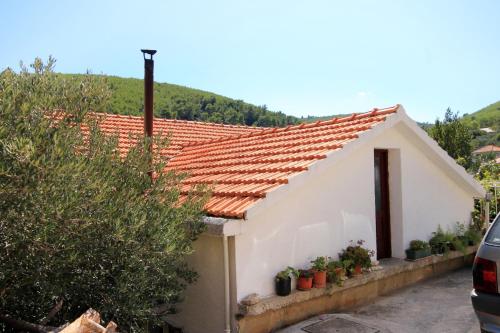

[374,149,391,259]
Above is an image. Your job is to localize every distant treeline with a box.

[60,74,299,127]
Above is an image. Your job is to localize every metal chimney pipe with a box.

[141,49,156,139]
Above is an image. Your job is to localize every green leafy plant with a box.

[429,224,470,254]
[299,269,313,278]
[409,240,430,251]
[471,204,485,232]
[464,227,482,246]
[451,222,472,254]
[429,225,452,254]
[311,256,328,271]
[341,259,354,270]
[339,240,374,271]
[327,260,343,270]
[276,266,299,281]
[327,260,345,286]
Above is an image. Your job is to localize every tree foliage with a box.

[0,58,208,331]
[427,108,473,168]
[475,160,500,220]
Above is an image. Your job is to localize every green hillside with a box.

[462,101,500,148]
[462,101,500,130]
[60,74,299,127]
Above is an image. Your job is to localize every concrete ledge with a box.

[237,246,477,333]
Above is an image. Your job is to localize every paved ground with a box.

[278,267,480,333]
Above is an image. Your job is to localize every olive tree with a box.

[0,58,208,331]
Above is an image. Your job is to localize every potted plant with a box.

[327,260,345,283]
[341,259,354,277]
[297,269,313,291]
[275,266,299,296]
[339,240,374,277]
[405,240,431,260]
[311,256,328,288]
[429,225,455,254]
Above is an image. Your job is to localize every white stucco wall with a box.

[233,122,476,301]
[173,234,225,333]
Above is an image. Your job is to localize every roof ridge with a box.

[90,111,266,130]
[181,104,400,148]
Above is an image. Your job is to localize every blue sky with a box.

[1,0,499,122]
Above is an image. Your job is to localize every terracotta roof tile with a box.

[473,144,500,154]
[92,113,263,158]
[94,105,399,219]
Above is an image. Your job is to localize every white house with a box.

[100,104,485,333]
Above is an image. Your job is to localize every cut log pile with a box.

[0,309,117,333]
[57,309,117,333]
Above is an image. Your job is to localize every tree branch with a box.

[40,299,64,325]
[0,314,56,333]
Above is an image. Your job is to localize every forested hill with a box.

[462,101,500,129]
[462,101,500,148]
[60,74,299,127]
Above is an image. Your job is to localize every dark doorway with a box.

[374,149,391,259]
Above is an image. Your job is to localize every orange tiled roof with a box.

[164,105,400,219]
[95,106,399,219]
[473,145,500,154]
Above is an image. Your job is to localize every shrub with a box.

[0,58,208,331]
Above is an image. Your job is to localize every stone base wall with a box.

[237,247,476,333]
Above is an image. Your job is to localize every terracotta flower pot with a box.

[313,270,327,288]
[352,264,363,276]
[335,267,346,279]
[297,276,313,291]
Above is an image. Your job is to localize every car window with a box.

[485,214,500,245]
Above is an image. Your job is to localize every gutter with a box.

[223,235,231,333]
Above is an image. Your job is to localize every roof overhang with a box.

[203,216,245,236]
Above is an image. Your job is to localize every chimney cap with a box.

[141,49,157,60]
